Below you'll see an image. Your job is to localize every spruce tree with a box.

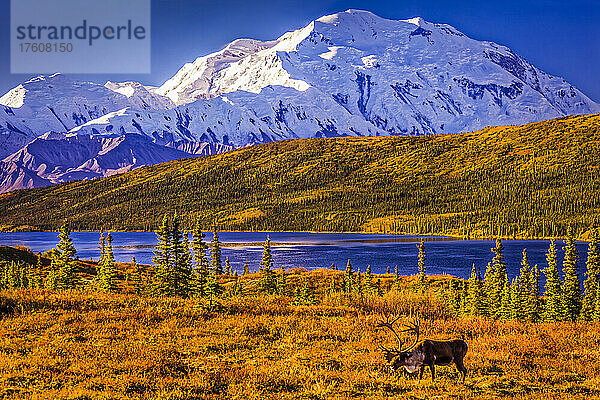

[393,265,400,291]
[355,267,363,296]
[277,266,287,295]
[344,260,353,293]
[562,229,582,321]
[243,260,249,275]
[204,273,223,311]
[191,220,209,274]
[465,264,483,316]
[29,255,43,289]
[509,278,521,320]
[328,275,337,295]
[175,229,193,297]
[258,236,276,293]
[447,280,461,317]
[417,239,426,289]
[490,239,508,318]
[364,265,374,294]
[543,239,563,321]
[210,230,223,275]
[499,281,512,320]
[376,279,383,296]
[225,257,232,275]
[582,230,600,321]
[46,220,78,290]
[260,236,273,271]
[519,249,535,321]
[131,257,145,295]
[170,214,187,296]
[98,232,106,264]
[152,215,172,295]
[98,232,117,292]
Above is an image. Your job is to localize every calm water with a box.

[0,232,590,280]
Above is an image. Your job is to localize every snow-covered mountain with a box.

[1,9,599,193]
[0,132,232,192]
[0,74,174,159]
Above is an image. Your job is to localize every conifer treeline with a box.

[3,218,600,323]
[449,230,600,322]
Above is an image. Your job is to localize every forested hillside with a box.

[1,114,599,238]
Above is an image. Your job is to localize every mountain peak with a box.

[1,9,599,193]
[402,16,426,26]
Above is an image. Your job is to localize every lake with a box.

[0,232,591,280]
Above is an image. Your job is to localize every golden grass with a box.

[0,271,598,399]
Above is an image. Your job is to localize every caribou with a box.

[376,314,468,382]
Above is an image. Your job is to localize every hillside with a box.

[2,9,599,193]
[1,114,600,237]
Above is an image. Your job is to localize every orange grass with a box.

[0,272,598,399]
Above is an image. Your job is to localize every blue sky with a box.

[0,0,599,101]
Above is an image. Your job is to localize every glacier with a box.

[1,9,598,193]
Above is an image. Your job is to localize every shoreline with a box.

[0,229,591,242]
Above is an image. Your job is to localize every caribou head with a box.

[376,314,422,373]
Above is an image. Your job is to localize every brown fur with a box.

[384,339,468,382]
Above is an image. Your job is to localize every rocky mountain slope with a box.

[1,9,598,193]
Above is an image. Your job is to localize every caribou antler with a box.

[376,314,420,352]
[375,313,404,352]
[399,318,420,351]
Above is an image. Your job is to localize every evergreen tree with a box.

[344,260,354,293]
[417,239,427,289]
[203,273,224,311]
[582,230,600,321]
[225,257,232,275]
[152,215,172,295]
[386,266,390,275]
[490,239,508,318]
[29,255,43,289]
[131,257,145,295]
[499,281,512,320]
[97,232,117,292]
[364,265,374,294]
[243,260,250,275]
[301,277,316,305]
[175,229,193,297]
[231,271,243,296]
[98,232,106,263]
[277,266,287,295]
[210,230,223,275]
[393,265,400,291]
[191,220,209,274]
[170,214,186,296]
[355,267,363,296]
[328,275,337,295]
[375,279,383,296]
[543,239,563,321]
[447,280,461,317]
[46,220,78,290]
[562,229,582,321]
[465,264,483,316]
[258,236,276,293]
[295,277,315,305]
[509,278,521,320]
[519,249,540,322]
[260,236,273,272]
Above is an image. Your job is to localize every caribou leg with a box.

[429,363,436,381]
[455,358,467,383]
[419,365,425,380]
